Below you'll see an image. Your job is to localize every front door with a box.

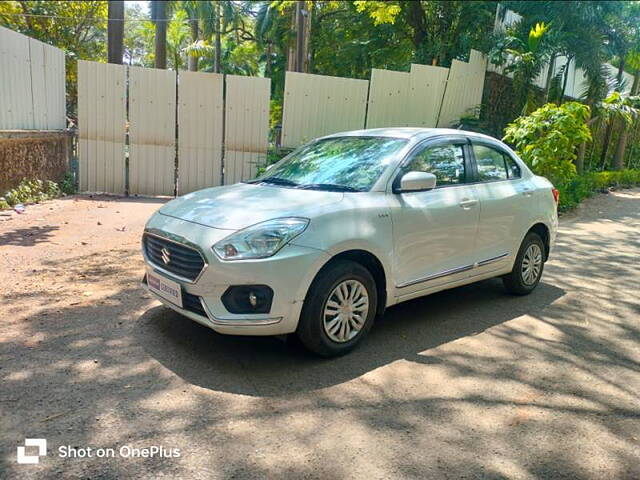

[389,140,480,296]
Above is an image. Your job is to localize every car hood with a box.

[159,183,344,230]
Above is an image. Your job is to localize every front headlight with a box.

[213,217,309,260]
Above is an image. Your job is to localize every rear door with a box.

[469,141,533,273]
[389,138,480,296]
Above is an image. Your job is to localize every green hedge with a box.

[557,169,640,212]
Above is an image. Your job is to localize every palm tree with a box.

[107,0,124,64]
[151,0,168,68]
[490,22,551,115]
[181,1,216,71]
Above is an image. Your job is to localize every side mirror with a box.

[397,171,437,192]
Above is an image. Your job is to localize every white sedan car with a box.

[142,128,558,356]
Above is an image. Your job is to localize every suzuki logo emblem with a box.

[161,247,171,264]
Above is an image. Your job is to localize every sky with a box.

[125,1,150,15]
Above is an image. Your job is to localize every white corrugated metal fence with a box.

[77,62,271,195]
[281,49,489,148]
[0,26,66,130]
[77,61,126,193]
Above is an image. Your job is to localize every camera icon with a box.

[17,439,47,464]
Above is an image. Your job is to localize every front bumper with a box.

[142,213,330,336]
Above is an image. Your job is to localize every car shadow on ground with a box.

[134,278,565,396]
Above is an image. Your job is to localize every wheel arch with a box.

[527,222,551,261]
[314,249,388,316]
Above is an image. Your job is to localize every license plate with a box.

[147,269,183,308]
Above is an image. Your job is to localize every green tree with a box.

[354,0,496,67]
[491,22,551,114]
[504,102,592,184]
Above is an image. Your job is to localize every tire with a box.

[296,260,378,357]
[502,232,545,295]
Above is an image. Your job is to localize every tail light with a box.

[552,188,559,204]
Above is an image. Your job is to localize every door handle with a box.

[521,188,534,197]
[459,198,478,209]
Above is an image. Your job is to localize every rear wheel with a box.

[296,260,377,357]
[502,232,545,295]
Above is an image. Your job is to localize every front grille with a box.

[143,233,205,282]
[182,291,207,317]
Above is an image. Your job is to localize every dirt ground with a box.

[1,190,639,479]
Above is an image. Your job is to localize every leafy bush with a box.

[503,102,592,185]
[557,169,640,211]
[59,172,77,195]
[1,178,63,209]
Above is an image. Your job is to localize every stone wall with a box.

[0,130,73,193]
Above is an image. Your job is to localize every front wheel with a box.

[502,232,545,295]
[296,260,377,357]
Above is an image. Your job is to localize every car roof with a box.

[320,127,501,143]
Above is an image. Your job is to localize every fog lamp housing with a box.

[221,285,274,314]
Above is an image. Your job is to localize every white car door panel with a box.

[471,142,534,272]
[389,140,480,296]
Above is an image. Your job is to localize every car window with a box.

[504,154,521,179]
[473,145,508,182]
[254,136,408,191]
[404,143,466,186]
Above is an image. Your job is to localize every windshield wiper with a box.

[296,183,364,192]
[254,177,298,187]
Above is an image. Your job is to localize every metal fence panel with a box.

[366,69,411,128]
[281,72,369,148]
[77,60,126,193]
[28,39,48,129]
[408,64,449,128]
[177,71,224,194]
[129,66,176,196]
[224,74,270,183]
[43,42,66,129]
[0,26,33,129]
[438,50,487,127]
[0,26,65,130]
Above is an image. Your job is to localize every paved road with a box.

[1,190,639,479]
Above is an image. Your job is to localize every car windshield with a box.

[251,136,408,192]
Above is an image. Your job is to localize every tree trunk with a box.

[560,56,572,104]
[632,71,640,95]
[576,142,586,175]
[600,61,629,169]
[107,1,124,64]
[543,53,556,103]
[152,1,167,69]
[302,3,312,73]
[214,1,221,73]
[404,0,428,64]
[600,122,613,169]
[616,58,626,89]
[188,18,199,71]
[295,1,305,72]
[613,122,628,171]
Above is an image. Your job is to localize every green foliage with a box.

[1,178,63,209]
[557,169,640,211]
[504,102,592,184]
[59,172,77,195]
[354,1,496,66]
[491,22,552,114]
